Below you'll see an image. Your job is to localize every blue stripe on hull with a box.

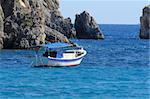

[48,57,83,62]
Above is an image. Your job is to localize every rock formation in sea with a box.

[140,5,150,39]
[0,0,75,49]
[75,11,104,39]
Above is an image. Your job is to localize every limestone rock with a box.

[75,11,104,39]
[140,5,150,39]
[3,0,45,49]
[45,26,70,43]
[0,5,4,49]
[44,0,59,10]
[0,0,75,49]
[47,17,76,38]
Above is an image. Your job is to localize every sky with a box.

[60,0,149,24]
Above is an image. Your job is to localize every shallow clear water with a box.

[0,25,149,99]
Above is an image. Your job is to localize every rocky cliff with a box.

[140,5,150,39]
[0,0,75,49]
[0,5,4,49]
[75,11,104,39]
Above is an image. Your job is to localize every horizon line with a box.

[98,23,140,25]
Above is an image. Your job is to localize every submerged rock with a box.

[140,5,150,39]
[0,0,75,49]
[75,11,104,39]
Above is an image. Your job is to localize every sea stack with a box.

[0,0,75,49]
[140,5,150,39]
[75,11,104,39]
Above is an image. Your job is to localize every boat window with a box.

[64,51,75,53]
[49,51,57,58]
[76,52,83,57]
[43,51,57,58]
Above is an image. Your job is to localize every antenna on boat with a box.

[32,46,45,67]
[29,50,39,67]
[35,53,38,66]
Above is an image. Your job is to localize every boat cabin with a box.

[43,48,84,59]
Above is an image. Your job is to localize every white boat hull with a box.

[47,57,83,67]
[34,49,87,67]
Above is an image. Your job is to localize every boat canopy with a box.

[39,42,73,49]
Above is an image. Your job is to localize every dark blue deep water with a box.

[0,25,149,99]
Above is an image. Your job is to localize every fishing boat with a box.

[33,42,87,67]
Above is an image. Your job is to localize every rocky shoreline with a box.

[0,1,149,49]
[0,0,75,49]
[0,0,104,49]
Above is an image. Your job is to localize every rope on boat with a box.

[29,61,34,67]
[34,52,45,67]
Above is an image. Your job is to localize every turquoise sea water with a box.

[0,25,149,99]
